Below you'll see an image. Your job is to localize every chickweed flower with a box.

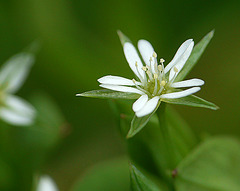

[98,38,204,117]
[0,52,36,126]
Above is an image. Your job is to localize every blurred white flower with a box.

[0,52,36,126]
[36,175,58,191]
[98,39,204,117]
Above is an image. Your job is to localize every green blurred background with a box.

[0,0,239,190]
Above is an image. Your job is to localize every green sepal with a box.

[175,137,240,191]
[77,89,141,100]
[127,102,161,138]
[161,95,219,110]
[117,30,132,46]
[176,30,214,82]
[130,164,162,191]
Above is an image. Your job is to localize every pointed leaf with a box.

[117,30,132,46]
[77,89,140,100]
[161,95,219,110]
[175,137,240,191]
[175,30,214,82]
[127,102,160,138]
[130,164,161,191]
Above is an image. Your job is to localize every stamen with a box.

[142,66,148,71]
[153,77,158,96]
[152,52,157,58]
[153,73,158,79]
[160,80,166,86]
[132,79,150,95]
[149,57,153,62]
[160,58,165,64]
[135,61,144,81]
[146,71,153,81]
[158,65,163,72]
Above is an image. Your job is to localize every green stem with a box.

[156,103,178,170]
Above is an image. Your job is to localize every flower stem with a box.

[156,103,179,170]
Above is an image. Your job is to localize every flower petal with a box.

[100,84,144,94]
[136,96,160,117]
[0,53,34,93]
[160,87,201,99]
[171,79,204,88]
[37,175,58,191]
[98,75,141,86]
[168,40,194,81]
[0,95,36,126]
[123,42,145,80]
[164,39,193,74]
[138,40,157,72]
[132,94,148,112]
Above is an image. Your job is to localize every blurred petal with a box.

[138,40,157,72]
[0,95,36,126]
[37,176,58,191]
[160,87,200,99]
[98,75,141,86]
[123,42,145,80]
[171,79,204,88]
[164,39,193,74]
[136,96,160,117]
[169,41,194,81]
[100,84,144,94]
[132,94,148,112]
[0,52,34,93]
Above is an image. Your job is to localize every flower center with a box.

[133,52,178,98]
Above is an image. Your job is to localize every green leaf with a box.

[78,89,140,100]
[161,95,219,110]
[130,164,162,191]
[117,30,132,46]
[175,30,214,82]
[71,158,130,191]
[127,102,160,138]
[175,137,240,191]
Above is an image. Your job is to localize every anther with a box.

[154,73,158,79]
[160,58,165,63]
[142,66,147,71]
[160,80,166,86]
[135,61,138,67]
[174,67,178,73]
[132,79,136,83]
[152,52,157,58]
[149,57,153,62]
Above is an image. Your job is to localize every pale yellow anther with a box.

[158,65,163,71]
[149,57,153,62]
[132,79,136,83]
[154,73,158,79]
[160,58,165,63]
[135,61,138,67]
[142,66,147,71]
[160,80,166,86]
[174,67,178,73]
[152,52,157,58]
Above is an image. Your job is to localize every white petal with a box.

[160,87,201,99]
[100,84,144,94]
[132,94,148,112]
[0,95,36,126]
[138,40,157,72]
[98,75,141,86]
[164,39,193,74]
[37,176,58,191]
[168,41,194,81]
[0,53,34,93]
[171,79,204,88]
[136,96,160,117]
[123,42,145,80]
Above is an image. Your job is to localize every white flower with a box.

[0,52,36,126]
[98,39,204,117]
[36,175,59,191]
